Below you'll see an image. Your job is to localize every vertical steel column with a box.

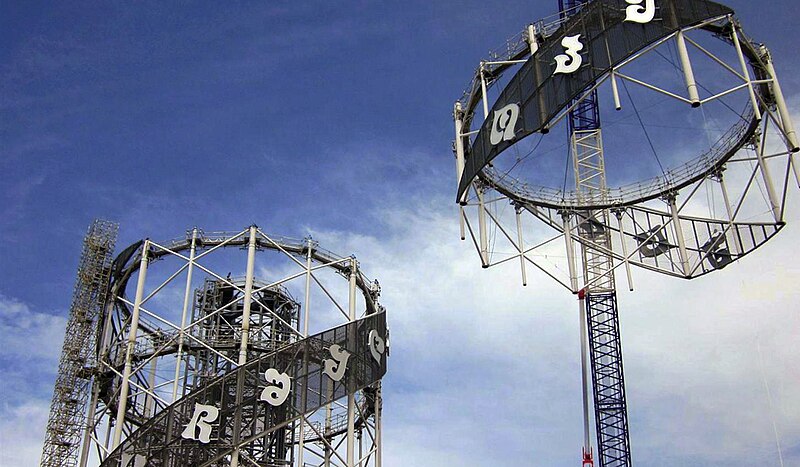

[347,258,358,466]
[454,102,467,238]
[112,240,150,449]
[676,30,701,107]
[563,213,580,292]
[172,228,198,401]
[610,72,622,111]
[758,45,800,185]
[231,226,258,467]
[754,123,784,222]
[527,23,550,129]
[79,381,102,467]
[763,48,800,152]
[668,195,690,276]
[578,293,592,458]
[730,22,762,121]
[477,186,490,267]
[479,64,490,120]
[237,225,258,365]
[297,237,314,467]
[716,171,744,255]
[477,63,491,267]
[516,204,528,286]
[144,359,157,417]
[375,383,383,467]
[614,211,634,292]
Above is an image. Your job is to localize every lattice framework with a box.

[41,220,118,467]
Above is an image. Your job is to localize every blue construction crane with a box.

[559,0,601,132]
[558,1,632,467]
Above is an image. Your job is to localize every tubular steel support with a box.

[172,228,198,401]
[578,292,593,463]
[347,258,358,466]
[676,30,701,107]
[763,49,800,152]
[477,186,490,267]
[111,240,150,450]
[230,225,258,467]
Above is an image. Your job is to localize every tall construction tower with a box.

[558,0,630,465]
[452,0,798,465]
[41,220,118,467]
[41,223,388,467]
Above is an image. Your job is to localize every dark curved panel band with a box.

[102,311,387,466]
[457,0,733,201]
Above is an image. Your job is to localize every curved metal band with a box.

[457,0,734,202]
[102,311,387,466]
[109,232,382,320]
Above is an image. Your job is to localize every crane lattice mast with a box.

[558,1,632,466]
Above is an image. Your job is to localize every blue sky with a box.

[2,1,800,466]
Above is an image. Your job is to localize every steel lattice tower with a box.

[40,220,118,467]
[453,0,797,465]
[559,1,631,466]
[40,224,388,467]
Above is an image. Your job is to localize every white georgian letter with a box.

[368,329,386,363]
[554,34,585,75]
[490,104,520,145]
[625,0,656,24]
[323,344,350,382]
[181,402,219,444]
[259,368,291,406]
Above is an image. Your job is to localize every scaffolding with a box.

[40,220,118,467]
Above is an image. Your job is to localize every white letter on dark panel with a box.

[554,34,584,75]
[625,0,656,24]
[490,104,520,145]
[368,329,386,363]
[181,403,219,444]
[323,344,350,382]
[259,368,291,406]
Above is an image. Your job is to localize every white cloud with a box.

[0,294,66,362]
[310,187,800,466]
[0,295,66,466]
[0,400,51,466]
[5,190,799,466]
[8,104,800,465]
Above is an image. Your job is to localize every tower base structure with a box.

[586,292,631,467]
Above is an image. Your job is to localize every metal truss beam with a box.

[585,292,631,467]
